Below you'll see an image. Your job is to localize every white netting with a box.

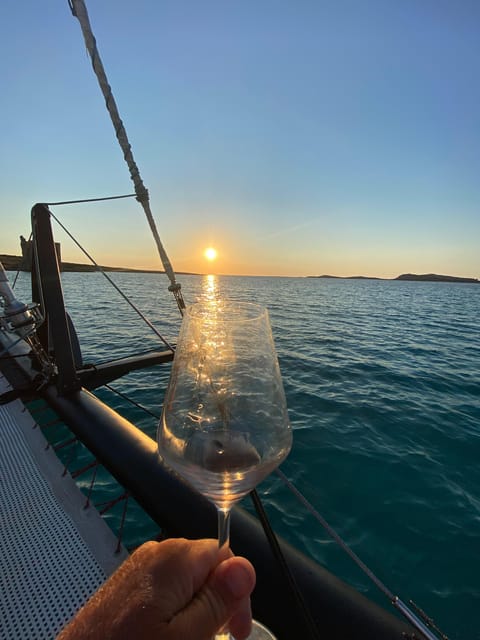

[0,402,107,639]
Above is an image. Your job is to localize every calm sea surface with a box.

[11,272,480,639]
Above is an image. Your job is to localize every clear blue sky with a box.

[1,0,479,277]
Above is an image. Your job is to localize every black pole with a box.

[31,204,81,395]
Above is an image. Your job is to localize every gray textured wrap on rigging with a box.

[69,0,185,313]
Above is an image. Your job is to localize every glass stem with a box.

[218,507,231,558]
[215,507,232,640]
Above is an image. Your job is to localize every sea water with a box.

[9,271,480,639]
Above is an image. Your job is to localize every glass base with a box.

[219,619,275,639]
[246,620,276,640]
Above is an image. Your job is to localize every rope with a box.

[116,492,130,554]
[97,491,129,515]
[68,0,185,314]
[83,461,99,509]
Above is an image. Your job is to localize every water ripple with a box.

[9,272,480,640]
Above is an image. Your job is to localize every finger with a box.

[210,557,255,640]
[226,593,253,640]
[168,555,256,640]
[144,538,227,595]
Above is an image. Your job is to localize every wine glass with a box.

[157,300,292,639]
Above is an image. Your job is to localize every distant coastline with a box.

[1,254,478,283]
[0,254,196,276]
[307,273,479,283]
[394,273,479,283]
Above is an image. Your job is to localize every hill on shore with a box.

[395,273,479,283]
[0,254,196,275]
[308,273,479,283]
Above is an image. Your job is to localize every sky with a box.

[1,0,479,278]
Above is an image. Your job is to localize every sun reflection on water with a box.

[202,274,218,307]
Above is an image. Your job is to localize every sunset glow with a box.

[204,247,218,262]
[1,3,478,280]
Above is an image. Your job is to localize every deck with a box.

[0,373,128,639]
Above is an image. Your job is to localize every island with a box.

[307,274,381,280]
[308,273,479,283]
[394,273,479,284]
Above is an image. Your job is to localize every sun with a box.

[204,247,218,262]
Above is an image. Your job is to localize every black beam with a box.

[78,350,174,390]
[31,204,80,395]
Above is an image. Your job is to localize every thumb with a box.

[168,556,256,640]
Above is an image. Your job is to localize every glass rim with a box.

[185,300,268,322]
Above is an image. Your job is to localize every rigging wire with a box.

[103,383,161,420]
[45,193,137,206]
[275,469,447,640]
[47,208,175,352]
[68,0,185,315]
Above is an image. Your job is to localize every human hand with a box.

[58,538,256,640]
